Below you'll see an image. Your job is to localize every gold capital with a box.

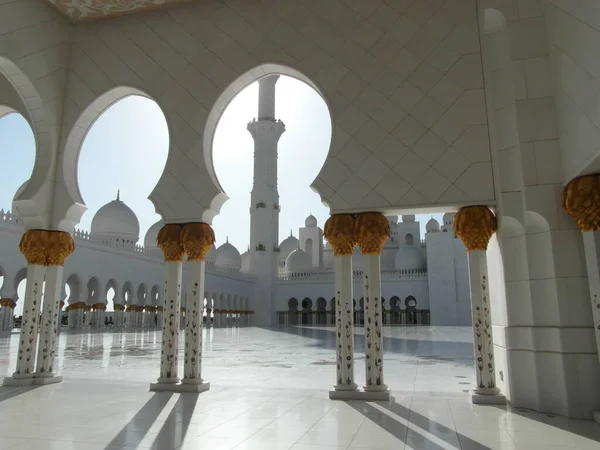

[19,230,74,266]
[455,206,497,251]
[324,214,357,256]
[181,222,215,261]
[563,175,600,231]
[157,224,185,262]
[356,212,390,255]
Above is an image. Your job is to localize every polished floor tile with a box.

[0,326,598,449]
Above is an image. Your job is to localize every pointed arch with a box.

[60,86,169,230]
[197,64,334,224]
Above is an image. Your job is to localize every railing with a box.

[276,309,430,326]
[277,269,427,282]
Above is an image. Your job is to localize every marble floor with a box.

[0,326,598,449]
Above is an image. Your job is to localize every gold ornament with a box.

[157,224,185,262]
[563,175,600,231]
[454,206,497,251]
[0,298,16,308]
[114,304,125,311]
[356,212,390,255]
[19,230,74,266]
[19,230,48,265]
[181,223,215,261]
[46,231,74,266]
[324,214,357,256]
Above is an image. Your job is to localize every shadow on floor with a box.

[104,392,174,448]
[0,385,41,404]
[349,398,493,449]
[148,393,200,449]
[263,326,474,367]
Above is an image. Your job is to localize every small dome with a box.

[426,218,440,233]
[206,246,217,264]
[215,241,241,270]
[286,248,312,272]
[144,220,163,249]
[386,215,398,224]
[395,244,424,271]
[443,212,456,226]
[305,214,317,227]
[402,215,415,223]
[240,251,250,273]
[91,194,140,241]
[279,233,300,259]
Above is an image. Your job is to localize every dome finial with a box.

[226,236,229,244]
[290,229,293,237]
[116,189,120,201]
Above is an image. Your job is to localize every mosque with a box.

[0,202,470,331]
[1,2,600,443]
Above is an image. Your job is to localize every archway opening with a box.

[0,111,35,213]
[76,94,169,245]
[106,287,116,312]
[211,73,332,256]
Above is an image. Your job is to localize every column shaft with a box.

[183,260,207,384]
[333,255,357,391]
[13,264,46,378]
[467,251,499,394]
[35,265,64,377]
[581,231,600,360]
[363,254,387,391]
[158,261,183,382]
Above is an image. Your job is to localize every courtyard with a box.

[0,326,599,449]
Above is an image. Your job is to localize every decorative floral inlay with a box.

[364,274,384,387]
[46,0,194,22]
[474,275,495,389]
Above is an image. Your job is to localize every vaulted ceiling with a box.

[45,0,197,22]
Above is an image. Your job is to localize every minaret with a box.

[247,75,285,325]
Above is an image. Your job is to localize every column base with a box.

[33,374,63,385]
[329,387,391,401]
[3,375,34,386]
[593,411,600,425]
[150,381,210,393]
[472,388,506,405]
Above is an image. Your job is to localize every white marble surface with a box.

[0,326,598,449]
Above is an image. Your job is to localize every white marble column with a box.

[467,251,502,399]
[581,232,600,360]
[182,260,209,392]
[35,265,65,383]
[4,264,46,385]
[455,206,505,405]
[151,260,183,389]
[330,255,358,396]
[214,295,222,327]
[0,301,15,332]
[363,254,388,396]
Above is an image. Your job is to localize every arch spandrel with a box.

[59,1,493,225]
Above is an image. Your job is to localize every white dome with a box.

[305,214,317,227]
[215,241,241,270]
[206,247,217,264]
[91,196,140,241]
[443,212,456,225]
[144,220,163,249]
[286,248,312,272]
[395,244,424,271]
[402,215,415,222]
[279,234,300,259]
[240,251,250,273]
[426,218,440,232]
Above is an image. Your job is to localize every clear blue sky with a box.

[0,77,442,254]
